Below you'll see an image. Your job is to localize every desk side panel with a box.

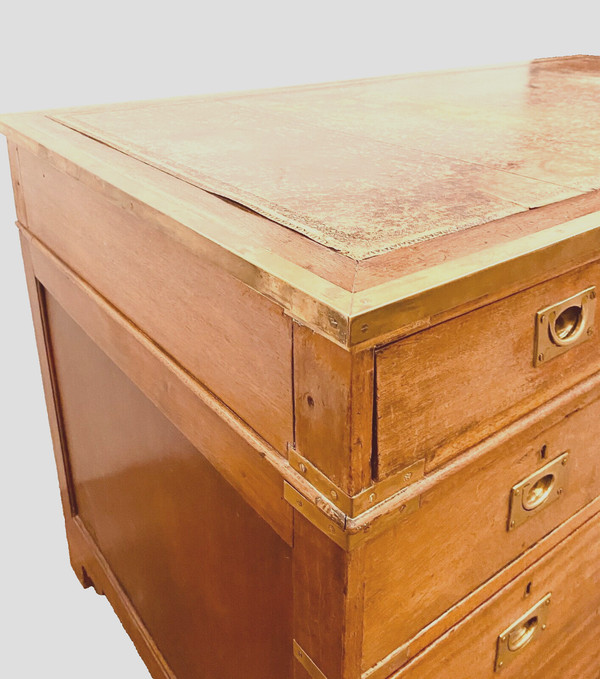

[16,145,294,454]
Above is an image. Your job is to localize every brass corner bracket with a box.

[284,481,420,551]
[289,448,424,517]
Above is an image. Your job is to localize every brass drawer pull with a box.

[508,453,568,530]
[534,287,596,365]
[495,594,551,671]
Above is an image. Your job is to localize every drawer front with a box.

[375,262,600,479]
[362,380,600,672]
[391,510,600,679]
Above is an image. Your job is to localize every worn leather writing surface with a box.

[51,57,600,258]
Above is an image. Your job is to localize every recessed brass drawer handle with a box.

[534,287,596,365]
[495,594,551,671]
[508,452,568,530]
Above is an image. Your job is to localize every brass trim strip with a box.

[293,640,328,679]
[3,114,600,348]
[289,449,425,517]
[350,212,600,347]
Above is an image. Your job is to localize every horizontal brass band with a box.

[289,448,425,518]
[284,482,420,551]
[3,115,600,348]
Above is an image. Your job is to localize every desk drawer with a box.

[375,262,600,479]
[391,510,600,679]
[362,378,600,673]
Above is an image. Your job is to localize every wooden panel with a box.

[362,386,600,671]
[17,146,294,454]
[7,141,28,225]
[392,511,600,679]
[44,291,293,679]
[294,324,374,495]
[293,515,365,679]
[27,232,293,545]
[376,260,600,477]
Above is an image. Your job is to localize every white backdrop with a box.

[0,2,597,677]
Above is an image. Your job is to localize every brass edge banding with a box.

[293,640,328,679]
[284,482,420,551]
[289,448,425,517]
[4,115,600,350]
[350,212,600,346]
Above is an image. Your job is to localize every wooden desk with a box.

[2,55,600,678]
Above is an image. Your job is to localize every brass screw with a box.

[404,472,413,481]
[399,504,407,513]
[542,624,547,631]
[330,490,338,501]
[590,290,597,300]
[297,500,303,508]
[538,353,544,362]
[510,520,516,528]
[562,458,568,466]
[299,463,307,474]
[557,488,563,495]
[540,315,545,323]
[546,598,551,606]
[328,525,336,534]
[513,489,520,496]
[588,327,594,336]
[329,317,339,328]
[498,661,504,668]
[369,492,377,503]
[361,324,369,334]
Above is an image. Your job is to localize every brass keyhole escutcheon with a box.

[550,305,585,346]
[522,474,555,511]
[507,615,539,652]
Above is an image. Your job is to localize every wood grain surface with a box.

[293,324,374,495]
[44,291,293,679]
[376,259,600,477]
[16,145,295,454]
[27,232,294,544]
[362,391,600,671]
[391,511,600,679]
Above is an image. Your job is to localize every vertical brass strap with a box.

[293,640,328,679]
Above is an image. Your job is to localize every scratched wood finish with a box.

[362,388,600,672]
[44,291,293,679]
[50,58,600,259]
[293,324,374,495]
[391,511,600,679]
[375,259,600,478]
[16,146,294,454]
